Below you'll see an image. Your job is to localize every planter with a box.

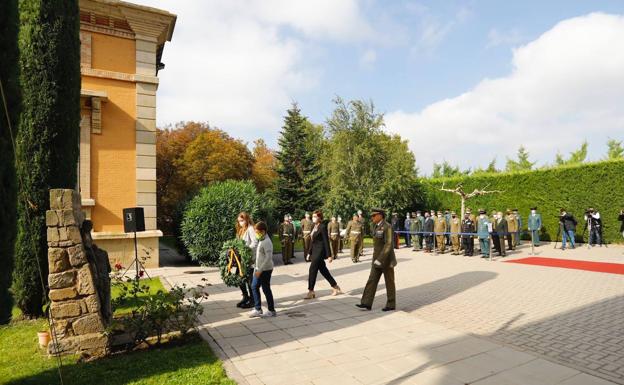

[38,331,51,347]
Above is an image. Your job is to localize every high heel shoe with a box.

[304,291,316,300]
[331,286,343,296]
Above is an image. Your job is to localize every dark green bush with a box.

[423,160,624,243]
[181,180,261,265]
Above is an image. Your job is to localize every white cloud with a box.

[410,5,473,52]
[486,28,525,48]
[131,0,375,139]
[385,13,624,174]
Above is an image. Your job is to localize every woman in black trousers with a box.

[304,210,343,299]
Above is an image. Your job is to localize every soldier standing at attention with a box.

[423,211,434,252]
[279,215,295,265]
[477,209,490,258]
[357,210,365,257]
[506,209,517,251]
[450,211,461,255]
[528,207,542,246]
[404,213,412,248]
[444,209,452,246]
[356,208,397,311]
[434,211,447,253]
[462,213,475,256]
[490,210,500,255]
[415,211,425,250]
[337,215,344,253]
[513,209,522,246]
[345,214,363,263]
[496,211,508,257]
[301,212,313,262]
[391,213,401,249]
[328,216,341,259]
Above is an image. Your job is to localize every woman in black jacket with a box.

[304,210,342,299]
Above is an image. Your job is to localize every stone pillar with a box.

[46,189,110,357]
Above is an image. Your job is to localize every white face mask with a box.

[238,220,246,226]
[480,214,485,219]
[437,214,442,218]
[312,216,319,223]
[531,210,536,215]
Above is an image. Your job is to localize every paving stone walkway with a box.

[150,242,624,385]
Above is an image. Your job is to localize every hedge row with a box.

[422,160,624,243]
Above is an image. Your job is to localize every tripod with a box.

[553,221,562,249]
[121,230,151,280]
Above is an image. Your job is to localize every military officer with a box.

[477,209,491,258]
[279,215,295,264]
[411,211,423,251]
[337,215,344,253]
[415,210,425,250]
[328,216,341,259]
[357,210,365,257]
[513,209,522,246]
[462,213,475,256]
[423,211,434,252]
[450,211,461,255]
[434,211,446,253]
[490,210,500,255]
[345,214,364,262]
[404,213,412,248]
[444,209,452,246]
[466,207,476,224]
[505,209,517,250]
[301,212,313,262]
[528,207,542,246]
[356,208,397,311]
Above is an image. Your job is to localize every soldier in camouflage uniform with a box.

[328,216,341,259]
[279,215,295,265]
[345,214,364,263]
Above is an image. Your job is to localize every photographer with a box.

[584,208,602,247]
[558,209,577,250]
[619,209,624,240]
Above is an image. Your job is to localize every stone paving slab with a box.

[152,242,624,385]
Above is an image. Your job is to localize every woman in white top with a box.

[235,212,258,308]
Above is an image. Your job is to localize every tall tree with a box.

[0,0,19,324]
[606,138,624,160]
[556,141,588,166]
[274,103,321,217]
[323,97,420,216]
[505,145,535,172]
[250,139,278,193]
[13,0,80,317]
[431,161,469,178]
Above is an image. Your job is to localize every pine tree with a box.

[274,104,321,218]
[606,138,624,160]
[506,145,535,172]
[13,0,80,317]
[0,0,19,324]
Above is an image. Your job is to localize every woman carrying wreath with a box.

[235,212,258,308]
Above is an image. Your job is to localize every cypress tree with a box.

[274,104,322,218]
[0,0,19,324]
[13,0,81,317]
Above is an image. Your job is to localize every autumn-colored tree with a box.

[156,122,209,233]
[251,139,277,192]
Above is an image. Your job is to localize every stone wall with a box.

[46,189,111,358]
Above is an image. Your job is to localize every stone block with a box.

[48,270,75,289]
[48,248,70,273]
[72,313,104,335]
[84,294,101,314]
[49,287,78,301]
[49,189,64,210]
[47,227,60,243]
[46,210,59,227]
[77,265,96,295]
[50,301,81,319]
[67,226,83,245]
[61,189,75,210]
[60,209,77,226]
[58,227,68,241]
[68,245,87,267]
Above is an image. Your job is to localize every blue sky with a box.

[136,0,624,174]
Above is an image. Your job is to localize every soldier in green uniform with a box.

[513,209,522,246]
[434,211,446,253]
[505,209,517,251]
[414,211,425,250]
[301,212,313,262]
[444,209,452,246]
[337,215,344,253]
[345,214,363,263]
[450,211,461,255]
[328,216,341,259]
[279,215,295,265]
[356,208,397,311]
[357,210,365,257]
[496,211,508,257]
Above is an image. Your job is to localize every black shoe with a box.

[236,298,248,308]
[241,300,254,309]
[381,307,395,312]
[355,304,371,310]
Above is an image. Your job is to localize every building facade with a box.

[78,0,175,268]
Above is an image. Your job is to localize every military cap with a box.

[416,210,421,214]
[530,206,537,210]
[512,208,518,212]
[370,208,386,216]
[436,210,442,215]
[451,211,456,215]
[478,209,486,214]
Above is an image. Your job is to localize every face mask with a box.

[312,216,319,223]
[531,210,536,215]
[238,220,246,226]
[480,214,485,219]
[437,215,442,218]
[255,232,264,240]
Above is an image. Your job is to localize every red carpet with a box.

[504,257,624,275]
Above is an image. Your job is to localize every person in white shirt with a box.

[248,221,276,318]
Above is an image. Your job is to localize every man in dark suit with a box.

[423,211,434,252]
[496,211,508,256]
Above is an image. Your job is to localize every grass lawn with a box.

[0,277,236,385]
[111,277,166,315]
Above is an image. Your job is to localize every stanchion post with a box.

[489,233,493,261]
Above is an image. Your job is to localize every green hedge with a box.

[423,160,624,243]
[181,180,261,265]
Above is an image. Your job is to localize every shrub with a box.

[423,159,624,243]
[181,180,261,265]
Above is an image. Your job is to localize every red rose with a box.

[114,263,123,271]
[139,270,145,278]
